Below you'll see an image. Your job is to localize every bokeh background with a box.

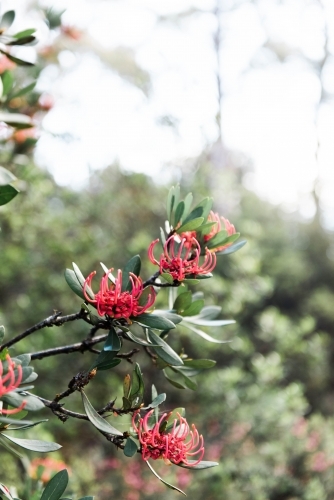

[1,0,334,499]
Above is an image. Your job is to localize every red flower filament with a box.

[148,235,216,281]
[132,410,204,466]
[83,269,155,319]
[0,355,26,414]
[204,211,236,252]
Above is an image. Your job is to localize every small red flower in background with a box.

[148,235,216,281]
[204,211,236,252]
[132,409,204,466]
[0,354,26,414]
[83,269,155,319]
[29,457,69,483]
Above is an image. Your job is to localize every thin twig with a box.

[30,334,109,360]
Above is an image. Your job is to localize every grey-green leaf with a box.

[103,328,121,352]
[1,434,61,452]
[122,255,141,292]
[178,460,219,470]
[146,461,186,496]
[0,184,19,206]
[148,330,183,366]
[136,313,176,331]
[0,11,15,30]
[81,391,123,436]
[176,217,204,233]
[64,269,85,300]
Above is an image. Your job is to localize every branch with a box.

[0,310,88,352]
[30,334,109,360]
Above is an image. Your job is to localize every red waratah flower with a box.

[148,235,216,282]
[132,410,204,466]
[0,355,26,415]
[204,211,236,252]
[83,269,155,319]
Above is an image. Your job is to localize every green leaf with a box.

[198,306,221,320]
[152,310,183,325]
[13,354,31,366]
[72,262,95,299]
[0,11,15,30]
[7,36,36,46]
[122,255,141,292]
[165,367,197,390]
[40,470,68,500]
[178,460,219,470]
[136,313,176,331]
[0,184,19,206]
[103,327,121,352]
[1,53,34,67]
[148,330,183,366]
[122,396,132,410]
[216,239,247,255]
[1,71,13,96]
[196,221,217,236]
[182,192,193,220]
[160,272,174,284]
[81,391,123,436]
[64,269,85,300]
[206,231,240,250]
[184,316,235,327]
[88,351,120,371]
[164,407,185,431]
[146,461,186,496]
[3,418,48,430]
[177,217,204,233]
[193,197,213,222]
[148,393,166,409]
[173,201,185,227]
[173,291,192,313]
[129,363,144,407]
[78,497,94,500]
[99,262,116,283]
[181,299,204,317]
[1,434,61,452]
[2,392,44,411]
[183,359,216,369]
[0,326,4,344]
[0,112,33,128]
[125,327,159,347]
[13,28,36,39]
[182,322,232,343]
[123,437,138,457]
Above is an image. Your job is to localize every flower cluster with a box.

[148,235,216,281]
[83,268,155,319]
[0,354,26,415]
[132,410,204,466]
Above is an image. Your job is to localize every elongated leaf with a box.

[216,239,247,255]
[196,221,217,236]
[7,36,36,46]
[136,313,175,331]
[177,217,204,233]
[184,317,235,327]
[167,367,197,390]
[182,206,204,224]
[173,201,185,227]
[123,374,131,399]
[125,328,159,347]
[147,393,166,409]
[0,112,32,128]
[182,322,232,343]
[193,197,213,222]
[2,53,34,67]
[160,272,174,284]
[78,497,94,500]
[81,391,123,436]
[2,392,44,411]
[0,415,33,426]
[40,469,68,500]
[13,28,36,39]
[14,354,31,366]
[89,351,120,371]
[1,71,13,96]
[100,262,116,283]
[178,460,219,470]
[123,437,138,457]
[148,330,183,366]
[0,434,23,458]
[0,184,19,206]
[152,310,183,324]
[182,192,193,220]
[163,371,186,389]
[4,418,48,430]
[198,306,221,320]
[0,11,15,30]
[183,359,216,369]
[103,328,121,352]
[0,325,4,344]
[129,363,144,407]
[64,269,85,300]
[2,434,61,452]
[146,461,186,496]
[122,255,141,292]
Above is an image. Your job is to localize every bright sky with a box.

[4,0,334,224]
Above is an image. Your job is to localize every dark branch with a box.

[30,334,109,360]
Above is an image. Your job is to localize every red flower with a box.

[83,269,155,319]
[132,410,204,466]
[204,211,236,252]
[148,235,216,281]
[0,355,26,415]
